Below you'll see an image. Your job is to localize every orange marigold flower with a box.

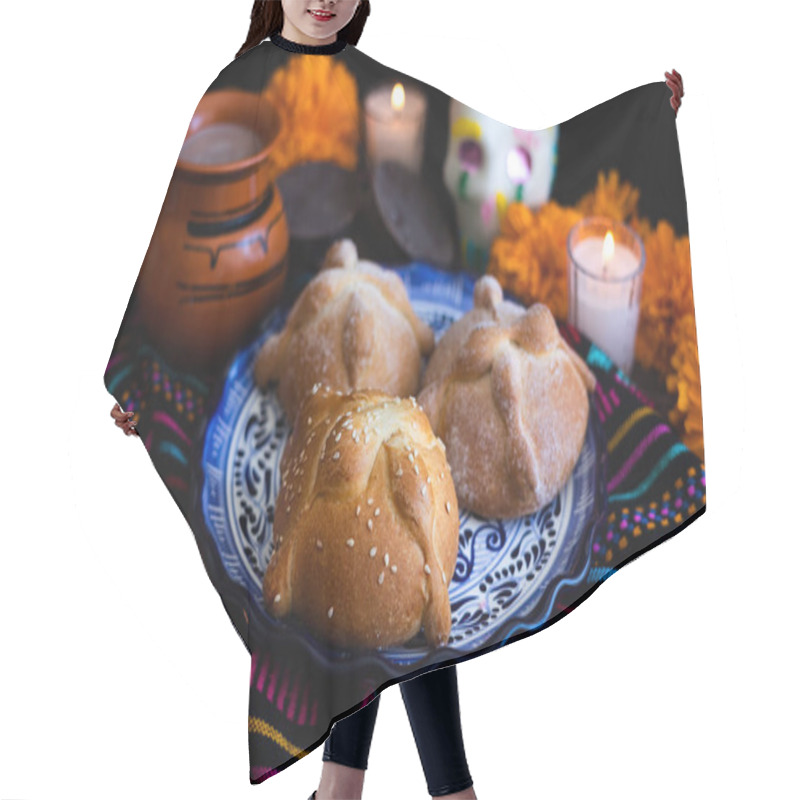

[262,55,359,177]
[635,219,695,375]
[577,169,641,223]
[487,200,581,319]
[484,169,703,457]
[666,312,705,461]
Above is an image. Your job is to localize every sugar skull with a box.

[443,100,559,274]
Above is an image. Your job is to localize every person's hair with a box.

[237,1,371,58]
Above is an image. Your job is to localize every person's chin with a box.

[299,19,334,36]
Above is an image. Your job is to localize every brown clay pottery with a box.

[137,88,289,373]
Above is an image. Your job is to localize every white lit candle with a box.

[364,82,427,172]
[567,217,645,374]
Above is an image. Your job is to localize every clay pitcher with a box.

[137,88,289,373]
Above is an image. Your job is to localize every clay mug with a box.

[137,88,290,373]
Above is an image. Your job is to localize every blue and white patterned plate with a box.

[201,263,607,668]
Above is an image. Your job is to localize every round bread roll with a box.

[262,384,459,650]
[254,239,435,425]
[418,275,597,519]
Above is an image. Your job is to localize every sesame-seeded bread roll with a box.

[418,275,597,519]
[253,239,435,425]
[262,384,459,651]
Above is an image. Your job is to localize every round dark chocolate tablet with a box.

[371,160,455,267]
[275,161,360,239]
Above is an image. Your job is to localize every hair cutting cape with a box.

[104,33,706,785]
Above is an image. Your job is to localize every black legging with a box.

[323,664,473,797]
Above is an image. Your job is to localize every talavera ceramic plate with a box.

[201,263,608,668]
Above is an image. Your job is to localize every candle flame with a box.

[602,230,615,268]
[391,82,406,111]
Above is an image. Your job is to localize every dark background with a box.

[552,80,688,235]
[211,45,688,258]
[420,76,688,236]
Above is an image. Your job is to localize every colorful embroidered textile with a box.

[104,32,705,784]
